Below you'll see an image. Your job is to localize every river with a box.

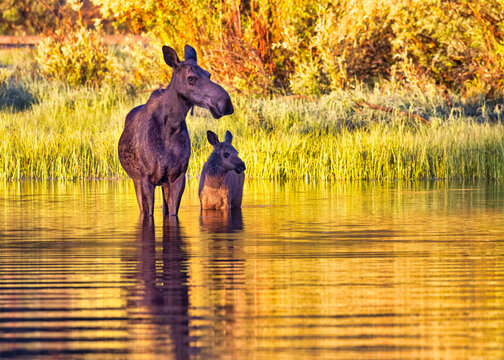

[1,180,503,359]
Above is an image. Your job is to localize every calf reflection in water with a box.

[134,217,190,359]
[200,208,244,233]
[199,208,246,347]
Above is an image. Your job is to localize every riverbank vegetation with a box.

[1,52,504,181]
[1,1,504,180]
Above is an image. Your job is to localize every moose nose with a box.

[217,92,234,116]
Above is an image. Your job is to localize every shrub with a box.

[29,0,504,96]
[117,40,172,89]
[34,25,123,87]
[391,0,504,97]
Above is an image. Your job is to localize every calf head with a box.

[207,130,246,174]
[163,45,234,119]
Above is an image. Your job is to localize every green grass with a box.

[1,53,504,181]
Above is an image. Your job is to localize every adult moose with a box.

[118,45,234,217]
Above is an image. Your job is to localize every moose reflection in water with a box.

[133,217,190,359]
[130,209,245,358]
[118,45,234,217]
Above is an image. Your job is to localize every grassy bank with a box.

[1,51,504,181]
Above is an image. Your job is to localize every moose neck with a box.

[158,85,192,134]
[206,154,228,177]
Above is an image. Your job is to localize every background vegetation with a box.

[1,52,504,181]
[1,1,504,181]
[2,0,504,96]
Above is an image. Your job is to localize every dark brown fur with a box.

[118,45,234,217]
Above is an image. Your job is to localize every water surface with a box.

[1,180,503,359]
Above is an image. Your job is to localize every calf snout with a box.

[235,161,246,174]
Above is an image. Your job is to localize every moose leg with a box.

[133,179,143,213]
[161,184,170,217]
[140,176,155,217]
[167,175,186,216]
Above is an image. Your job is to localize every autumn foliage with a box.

[17,0,504,97]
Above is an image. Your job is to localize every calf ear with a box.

[207,131,219,147]
[184,45,197,62]
[224,130,233,144]
[162,46,180,68]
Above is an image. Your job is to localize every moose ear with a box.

[162,46,180,68]
[224,130,233,144]
[184,45,197,62]
[207,131,219,147]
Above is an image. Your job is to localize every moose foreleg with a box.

[161,184,170,217]
[140,176,155,217]
[167,175,186,216]
[133,180,143,213]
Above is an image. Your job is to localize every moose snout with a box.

[205,81,234,119]
[207,92,234,119]
[216,92,234,117]
[235,161,246,174]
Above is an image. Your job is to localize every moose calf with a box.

[199,131,246,209]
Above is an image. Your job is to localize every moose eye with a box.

[223,152,230,159]
[188,76,197,85]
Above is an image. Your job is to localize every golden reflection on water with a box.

[0,180,503,359]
